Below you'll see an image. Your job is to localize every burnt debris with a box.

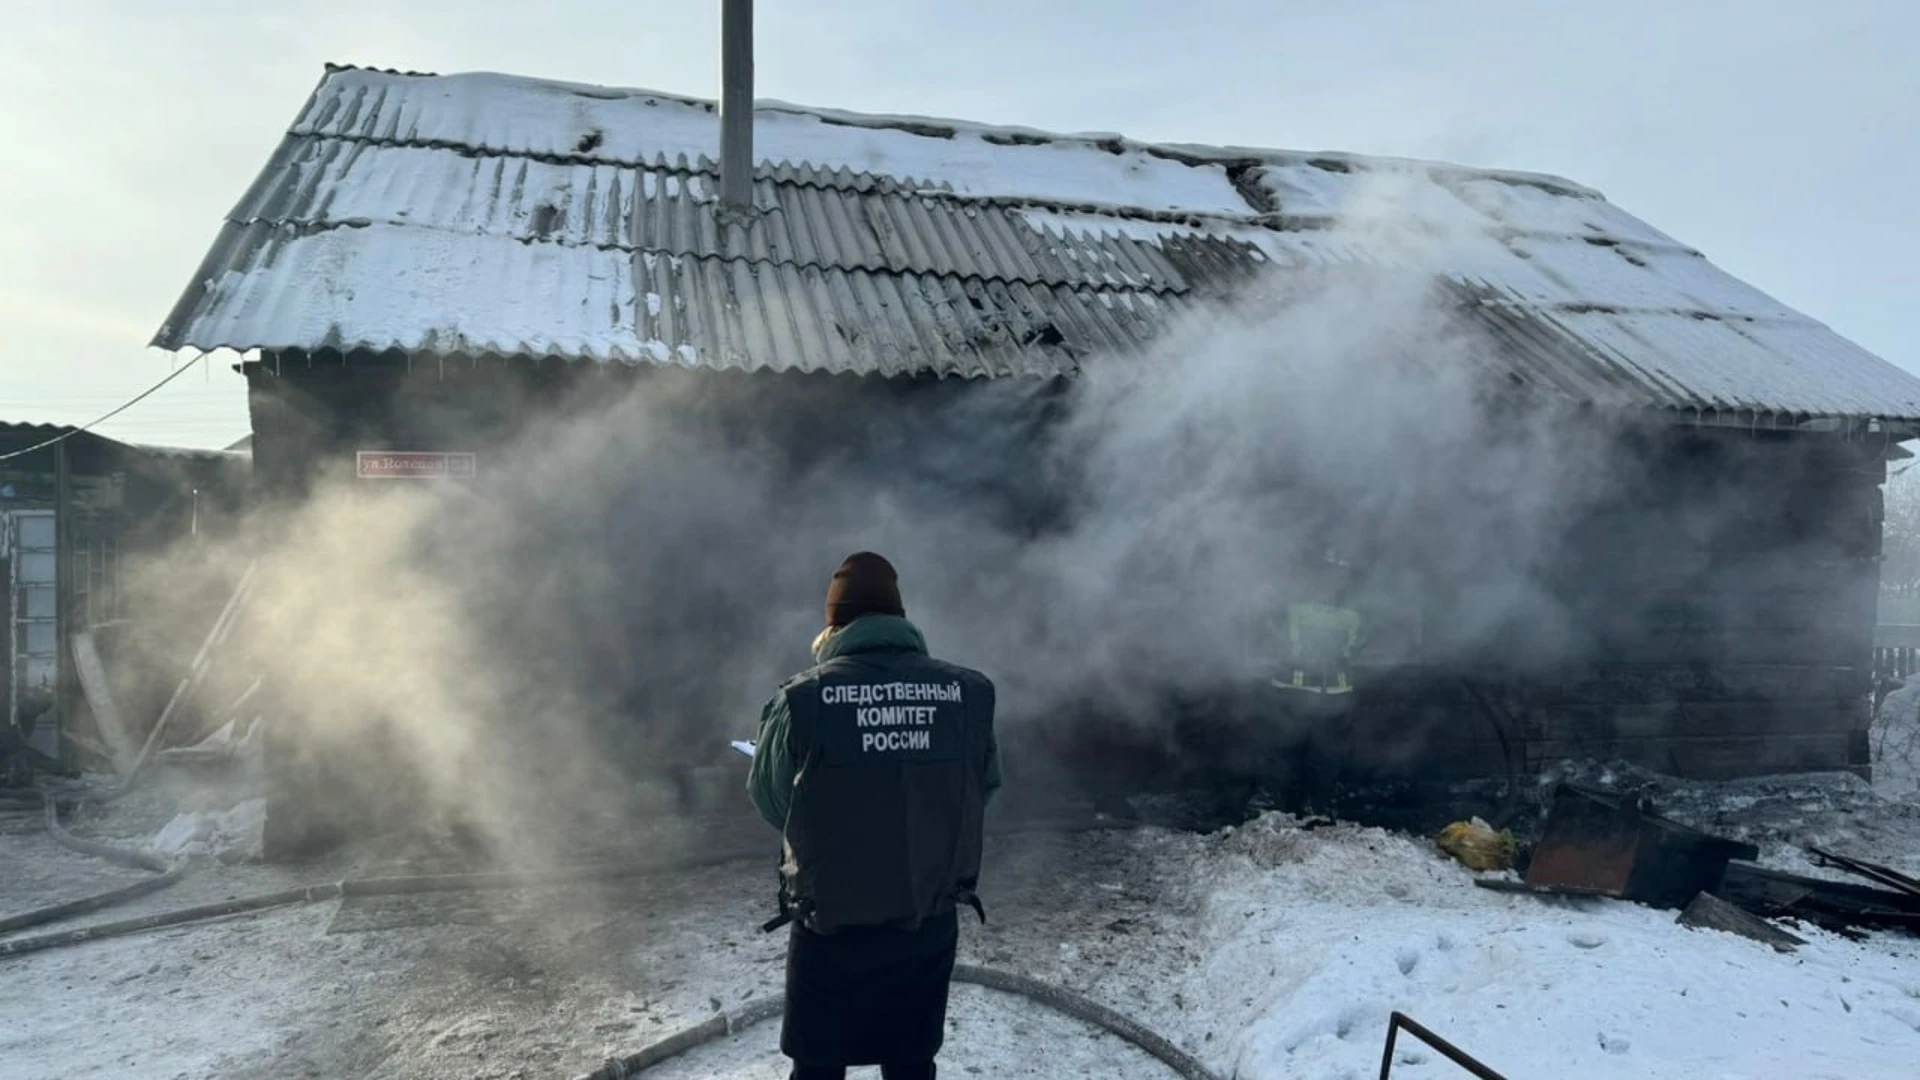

[1474,783,1920,942]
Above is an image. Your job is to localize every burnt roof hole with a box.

[1096,137,1126,155]
[984,131,1052,147]
[1307,157,1352,174]
[1226,163,1279,214]
[968,295,987,312]
[530,203,563,239]
[1582,236,1620,248]
[576,128,605,153]
[834,321,862,347]
[1022,324,1066,348]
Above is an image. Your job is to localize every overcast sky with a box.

[1,0,1914,448]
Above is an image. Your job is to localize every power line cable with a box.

[0,356,208,463]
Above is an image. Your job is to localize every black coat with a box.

[781,910,959,1066]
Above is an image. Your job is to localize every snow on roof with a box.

[154,64,1920,423]
[125,442,251,464]
[0,423,249,467]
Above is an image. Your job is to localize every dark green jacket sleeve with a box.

[746,692,796,830]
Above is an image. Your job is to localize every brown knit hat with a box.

[825,552,905,628]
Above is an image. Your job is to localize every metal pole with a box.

[719,0,755,215]
[53,439,74,766]
[1376,1017,1401,1080]
[1378,1013,1512,1080]
[7,515,17,744]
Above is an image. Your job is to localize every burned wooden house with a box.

[152,64,1920,807]
[0,424,249,778]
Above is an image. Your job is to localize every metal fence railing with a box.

[1875,624,1920,684]
[1378,1012,1511,1080]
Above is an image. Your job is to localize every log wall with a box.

[1352,427,1887,783]
[245,356,1894,791]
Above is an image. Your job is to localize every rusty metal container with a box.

[1525,785,1759,909]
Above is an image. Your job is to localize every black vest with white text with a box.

[780,649,995,934]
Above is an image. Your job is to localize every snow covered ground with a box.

[1873,679,1920,800]
[3,767,1918,1080]
[1173,817,1920,1079]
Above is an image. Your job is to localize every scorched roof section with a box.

[152,64,1920,425]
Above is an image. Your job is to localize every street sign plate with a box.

[355,452,477,480]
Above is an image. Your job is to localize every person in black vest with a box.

[748,552,1001,1080]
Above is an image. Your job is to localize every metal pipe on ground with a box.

[1377,1012,1511,1080]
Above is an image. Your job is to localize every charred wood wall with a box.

[245,355,1891,797]
[244,353,574,499]
[241,352,1064,852]
[1352,426,1886,784]
[244,352,1062,520]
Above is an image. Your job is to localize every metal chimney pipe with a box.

[719,0,754,215]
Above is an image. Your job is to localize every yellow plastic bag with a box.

[1436,817,1517,872]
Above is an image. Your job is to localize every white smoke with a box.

[128,198,1684,856]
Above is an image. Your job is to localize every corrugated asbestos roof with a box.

[0,423,249,465]
[154,65,1920,423]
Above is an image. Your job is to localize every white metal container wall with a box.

[6,510,60,756]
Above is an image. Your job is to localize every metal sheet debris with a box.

[1473,878,1616,901]
[1718,863,1920,937]
[1807,846,1920,903]
[1521,786,1758,909]
[1676,891,1806,952]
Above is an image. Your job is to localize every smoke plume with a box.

[127,202,1675,859]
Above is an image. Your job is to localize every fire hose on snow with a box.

[0,564,261,935]
[0,813,1510,1080]
[572,967,1511,1080]
[573,964,1225,1080]
[0,841,1234,1080]
[5,876,1231,1080]
[0,787,191,936]
[0,848,772,960]
[0,811,1234,1079]
[0,815,1133,959]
